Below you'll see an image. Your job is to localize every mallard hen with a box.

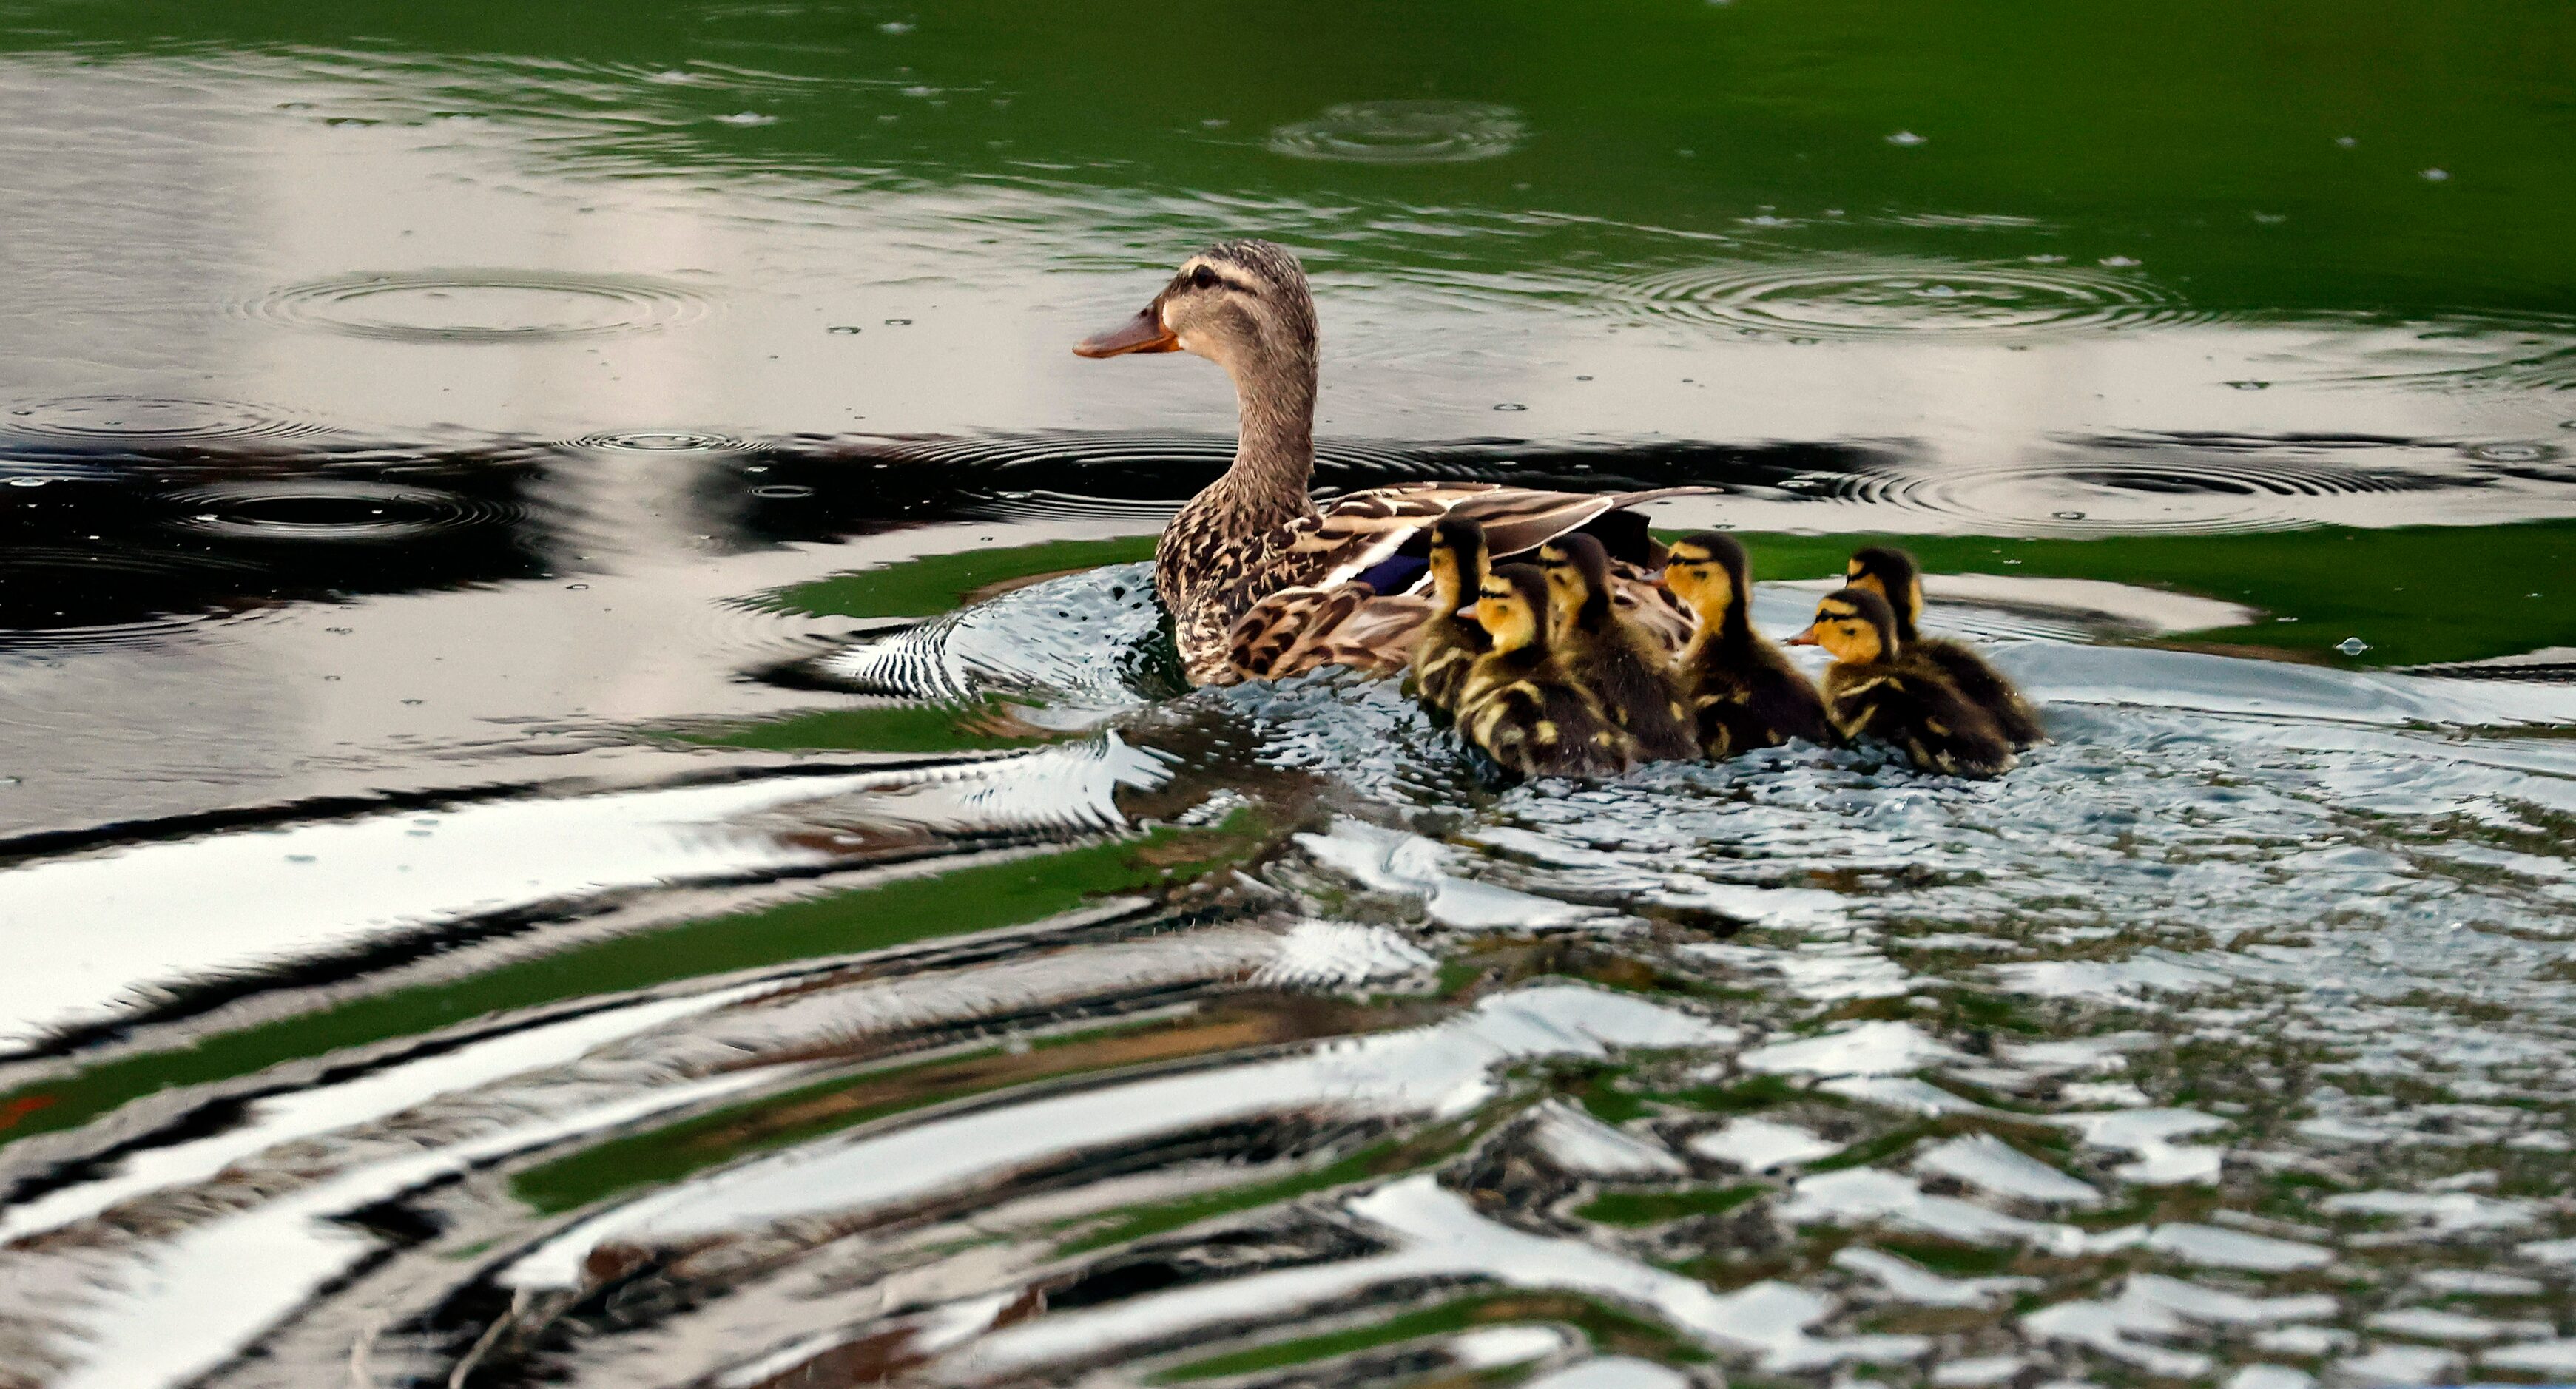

[1076,239,1706,686]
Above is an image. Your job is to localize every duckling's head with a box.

[1663,531,1750,626]
[1428,517,1490,606]
[1789,587,1898,665]
[1073,240,1318,385]
[1845,545,1924,638]
[1535,532,1613,634]
[1475,564,1551,654]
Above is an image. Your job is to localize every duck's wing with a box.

[1281,483,1717,592]
[1225,584,1437,681]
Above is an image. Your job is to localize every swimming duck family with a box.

[1076,239,1706,686]
[1404,520,2034,780]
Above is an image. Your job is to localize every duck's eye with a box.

[1189,266,1221,291]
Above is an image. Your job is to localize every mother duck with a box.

[1076,239,1703,686]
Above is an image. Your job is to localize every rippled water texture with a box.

[2,1,2575,1387]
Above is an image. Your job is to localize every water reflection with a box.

[1,7,2575,1386]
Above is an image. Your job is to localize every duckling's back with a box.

[1912,636,2044,746]
[1457,650,1635,778]
[1680,630,1835,757]
[1824,658,2016,779]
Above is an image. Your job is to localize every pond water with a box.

[1,2,2574,1386]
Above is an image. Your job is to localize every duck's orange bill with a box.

[1073,306,1177,358]
[1784,624,1821,646]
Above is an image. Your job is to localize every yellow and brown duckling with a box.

[1845,545,2044,747]
[1791,587,2016,779]
[1405,517,1491,720]
[1535,533,1699,763]
[1452,564,1636,779]
[1662,532,1835,757]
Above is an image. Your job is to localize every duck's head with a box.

[1845,545,1924,639]
[1789,587,1898,665]
[1428,517,1490,606]
[1475,564,1551,654]
[1535,532,1613,635]
[1664,531,1750,626]
[1073,240,1318,383]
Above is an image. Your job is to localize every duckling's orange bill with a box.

[1073,306,1178,357]
[1785,625,1820,646]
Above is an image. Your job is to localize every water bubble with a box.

[1574,375,1594,382]
[2228,380,2270,391]
[2052,510,2086,521]
[2467,442,2548,463]
[884,318,912,326]
[829,322,860,334]
[2336,135,2358,147]
[7,478,44,488]
[1492,402,1527,412]
[2277,616,2299,623]
[1267,101,1525,164]
[565,583,590,590]
[713,112,776,126]
[2336,637,2370,655]
[1885,130,1926,146]
[2420,167,2449,181]
[878,19,912,31]
[251,270,710,344]
[2099,255,2142,268]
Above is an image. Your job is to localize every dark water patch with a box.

[0,455,551,642]
[248,269,712,343]
[1265,101,1525,164]
[1608,257,2210,340]
[161,477,518,544]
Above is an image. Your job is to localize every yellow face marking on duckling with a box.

[1807,598,1886,665]
[1475,580,1539,652]
[1663,551,1733,619]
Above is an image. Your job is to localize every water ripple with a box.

[1608,257,2207,339]
[248,269,712,343]
[1266,101,1526,164]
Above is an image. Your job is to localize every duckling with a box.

[1454,564,1636,779]
[1663,532,1835,757]
[1844,545,2044,746]
[1405,517,1491,720]
[1790,587,2016,778]
[1534,533,1698,763]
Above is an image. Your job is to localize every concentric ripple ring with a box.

[1611,257,2203,339]
[161,479,512,543]
[251,270,712,343]
[1267,101,1525,164]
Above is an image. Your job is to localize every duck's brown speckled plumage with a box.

[1078,238,1711,686]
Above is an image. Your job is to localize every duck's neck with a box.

[1703,595,1753,649]
[1205,347,1319,527]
